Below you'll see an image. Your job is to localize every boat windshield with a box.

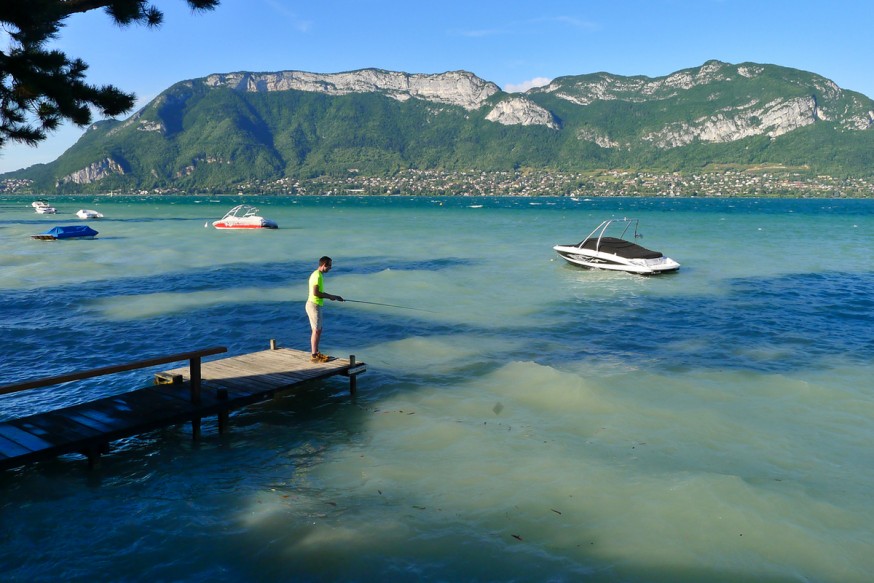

[220,205,261,218]
[579,218,641,247]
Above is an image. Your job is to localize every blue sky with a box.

[2,0,873,173]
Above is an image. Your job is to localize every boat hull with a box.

[32,201,57,214]
[212,204,278,229]
[212,220,278,229]
[553,245,680,275]
[31,225,99,240]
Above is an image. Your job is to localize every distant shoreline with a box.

[4,194,874,202]
[3,168,873,199]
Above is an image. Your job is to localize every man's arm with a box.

[312,284,343,302]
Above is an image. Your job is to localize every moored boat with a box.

[212,205,278,229]
[31,225,99,240]
[32,201,57,214]
[76,209,104,219]
[553,218,680,275]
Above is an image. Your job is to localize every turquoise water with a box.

[1,195,873,582]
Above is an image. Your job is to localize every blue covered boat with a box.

[31,225,99,240]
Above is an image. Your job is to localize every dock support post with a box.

[190,356,202,404]
[270,339,277,350]
[86,446,102,469]
[190,355,203,439]
[349,355,357,395]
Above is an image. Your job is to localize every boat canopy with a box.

[579,236,663,259]
[43,225,99,239]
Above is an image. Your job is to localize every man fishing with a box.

[306,256,344,363]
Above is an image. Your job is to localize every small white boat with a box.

[553,218,680,275]
[32,201,57,214]
[212,205,278,229]
[76,209,104,219]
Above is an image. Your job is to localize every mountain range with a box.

[3,60,873,194]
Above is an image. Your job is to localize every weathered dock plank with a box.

[10,413,104,446]
[0,424,53,451]
[0,346,365,471]
[0,434,32,458]
[161,348,359,397]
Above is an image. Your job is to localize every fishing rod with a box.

[342,299,438,313]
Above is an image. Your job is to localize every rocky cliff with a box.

[57,157,125,186]
[203,68,558,130]
[5,60,874,193]
[537,60,873,149]
[204,69,500,111]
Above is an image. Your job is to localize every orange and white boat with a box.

[212,205,278,229]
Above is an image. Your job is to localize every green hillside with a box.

[3,61,873,194]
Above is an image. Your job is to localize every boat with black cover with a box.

[553,218,680,275]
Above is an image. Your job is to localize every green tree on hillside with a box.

[0,0,219,148]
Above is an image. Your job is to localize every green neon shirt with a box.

[308,269,324,306]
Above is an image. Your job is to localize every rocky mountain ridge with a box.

[202,69,560,129]
[538,61,871,142]
[203,69,500,110]
[4,60,874,193]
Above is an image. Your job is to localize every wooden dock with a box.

[0,343,365,471]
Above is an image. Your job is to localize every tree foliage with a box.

[0,0,219,148]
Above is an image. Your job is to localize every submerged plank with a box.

[0,424,52,451]
[10,413,103,445]
[0,348,365,471]
[0,433,33,457]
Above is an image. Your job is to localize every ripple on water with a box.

[2,196,874,582]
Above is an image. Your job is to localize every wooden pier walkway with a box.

[0,343,365,471]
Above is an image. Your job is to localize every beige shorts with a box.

[306,301,322,330]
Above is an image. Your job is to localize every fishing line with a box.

[342,299,438,313]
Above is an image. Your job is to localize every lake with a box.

[1,194,872,582]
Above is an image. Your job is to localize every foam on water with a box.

[89,287,292,320]
[1,195,873,581]
[308,359,874,581]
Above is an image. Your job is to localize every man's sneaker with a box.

[317,353,332,362]
[310,353,321,363]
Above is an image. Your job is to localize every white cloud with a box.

[504,77,552,93]
[448,27,505,38]
[533,16,599,31]
[263,0,312,32]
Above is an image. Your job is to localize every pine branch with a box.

[0,0,220,148]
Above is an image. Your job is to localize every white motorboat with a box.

[553,218,680,275]
[212,205,278,229]
[76,209,104,219]
[32,201,57,214]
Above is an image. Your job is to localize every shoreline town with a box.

[2,168,874,199]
